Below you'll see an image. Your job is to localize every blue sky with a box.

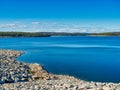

[0,0,120,32]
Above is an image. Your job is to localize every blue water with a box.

[0,36,120,83]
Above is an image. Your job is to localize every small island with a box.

[0,50,120,90]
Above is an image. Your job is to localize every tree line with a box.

[0,32,120,37]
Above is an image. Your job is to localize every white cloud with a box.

[0,20,120,32]
[32,22,40,25]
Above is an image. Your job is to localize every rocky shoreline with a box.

[0,50,120,90]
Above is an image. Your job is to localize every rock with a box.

[28,63,56,80]
[0,50,120,90]
[0,50,32,84]
[102,86,109,90]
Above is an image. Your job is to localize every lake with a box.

[0,36,120,83]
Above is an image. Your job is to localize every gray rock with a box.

[0,50,120,90]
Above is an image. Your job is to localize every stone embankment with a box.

[0,50,120,90]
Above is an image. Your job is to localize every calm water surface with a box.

[0,36,120,83]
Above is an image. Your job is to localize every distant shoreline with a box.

[0,32,120,37]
